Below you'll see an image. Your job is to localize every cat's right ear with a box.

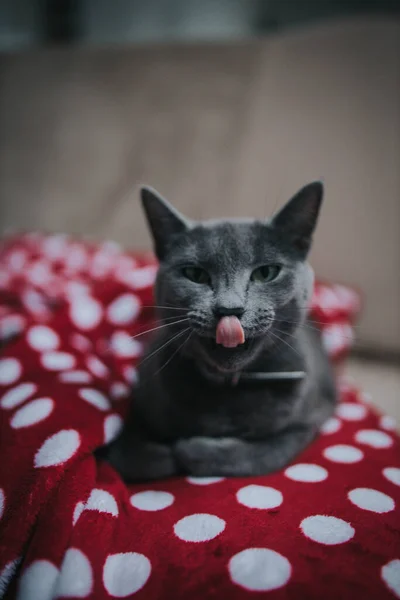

[140,186,190,259]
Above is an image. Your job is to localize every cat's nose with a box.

[214,306,244,318]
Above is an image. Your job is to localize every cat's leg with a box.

[174,427,315,477]
[103,433,178,482]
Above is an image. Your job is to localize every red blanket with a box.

[0,234,399,600]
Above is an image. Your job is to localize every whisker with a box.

[272,325,365,348]
[275,320,328,334]
[151,314,191,323]
[136,314,189,330]
[138,326,192,368]
[268,329,303,358]
[274,320,360,341]
[300,320,360,333]
[272,316,360,329]
[151,330,193,379]
[285,307,361,324]
[131,318,189,340]
[141,305,188,312]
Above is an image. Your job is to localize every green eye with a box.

[251,265,281,283]
[182,267,211,285]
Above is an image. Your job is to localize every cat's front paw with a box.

[106,439,178,482]
[174,436,244,476]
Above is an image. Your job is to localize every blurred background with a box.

[0,1,399,417]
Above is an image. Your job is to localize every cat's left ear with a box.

[140,186,191,259]
[269,181,323,257]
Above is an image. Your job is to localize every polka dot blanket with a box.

[0,233,399,600]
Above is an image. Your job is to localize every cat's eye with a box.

[251,265,281,283]
[182,266,211,285]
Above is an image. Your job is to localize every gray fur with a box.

[105,182,336,480]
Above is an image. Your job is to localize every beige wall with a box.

[0,17,399,351]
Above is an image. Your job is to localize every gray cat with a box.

[105,182,336,480]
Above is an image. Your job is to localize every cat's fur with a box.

[105,182,336,480]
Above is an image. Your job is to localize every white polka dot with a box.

[34,429,80,468]
[383,467,400,487]
[115,258,137,283]
[104,414,123,444]
[79,388,110,411]
[22,289,48,316]
[8,249,27,271]
[110,382,129,400]
[381,559,400,598]
[41,351,76,371]
[101,240,121,253]
[187,476,225,485]
[107,294,141,325]
[355,429,393,449]
[301,515,355,545]
[0,382,36,409]
[86,355,109,378]
[70,333,92,353]
[110,332,142,359]
[322,324,352,354]
[323,444,364,463]
[64,245,88,272]
[0,314,25,340]
[123,366,138,385]
[69,296,103,330]
[0,557,20,597]
[17,560,59,600]
[123,266,157,290]
[65,282,91,299]
[43,234,68,259]
[59,370,92,384]
[380,415,397,431]
[130,490,174,511]
[285,463,328,483]
[27,261,51,286]
[85,488,118,517]
[73,501,85,525]
[237,485,283,509]
[54,548,92,598]
[348,488,395,513]
[0,488,4,520]
[27,326,59,351]
[0,358,22,385]
[320,417,341,435]
[11,398,53,429]
[229,548,291,592]
[91,251,113,278]
[174,513,226,542]
[103,552,151,597]
[336,403,367,421]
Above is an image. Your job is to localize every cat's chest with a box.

[146,378,301,440]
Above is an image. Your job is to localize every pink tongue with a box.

[216,316,245,348]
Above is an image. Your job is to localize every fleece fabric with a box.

[0,233,399,600]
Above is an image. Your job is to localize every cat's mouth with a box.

[204,337,251,352]
[194,334,257,374]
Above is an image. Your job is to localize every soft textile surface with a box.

[0,234,399,600]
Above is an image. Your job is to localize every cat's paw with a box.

[106,440,178,481]
[174,436,244,476]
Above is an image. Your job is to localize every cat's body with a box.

[106,183,336,480]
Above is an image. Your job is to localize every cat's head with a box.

[141,182,323,374]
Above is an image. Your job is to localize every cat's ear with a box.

[269,181,323,256]
[140,186,191,259]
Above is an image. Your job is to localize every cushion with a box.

[0,234,399,600]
